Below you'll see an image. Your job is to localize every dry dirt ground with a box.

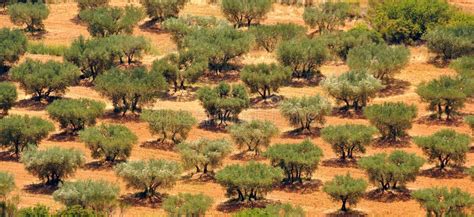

[1,1,474,216]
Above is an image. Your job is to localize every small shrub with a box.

[0,82,17,116]
[465,115,474,133]
[7,2,49,32]
[233,203,305,217]
[79,124,138,163]
[451,56,474,79]
[163,193,213,217]
[21,147,85,186]
[228,120,279,156]
[323,173,367,212]
[141,109,197,145]
[280,95,332,132]
[27,42,67,56]
[412,187,474,217]
[321,124,377,160]
[17,204,50,217]
[414,129,470,170]
[240,63,291,100]
[0,172,15,197]
[177,139,232,174]
[47,98,105,133]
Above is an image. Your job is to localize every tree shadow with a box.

[371,136,411,149]
[322,158,359,168]
[199,69,241,84]
[331,108,365,120]
[364,188,411,203]
[120,192,168,208]
[229,152,266,161]
[27,30,48,40]
[326,209,367,217]
[276,179,322,194]
[416,115,464,127]
[281,128,321,139]
[197,121,228,133]
[49,131,78,142]
[139,20,165,34]
[84,160,123,171]
[0,151,18,162]
[15,99,49,111]
[0,65,11,80]
[288,76,323,87]
[377,79,410,98]
[162,88,199,102]
[140,140,175,151]
[250,95,284,109]
[216,199,276,213]
[470,146,474,153]
[24,183,58,195]
[101,111,141,123]
[181,172,216,184]
[419,167,468,179]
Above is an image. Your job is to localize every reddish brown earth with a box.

[0,1,473,216]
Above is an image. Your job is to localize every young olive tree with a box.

[47,98,105,133]
[77,0,109,12]
[10,59,81,101]
[234,204,305,217]
[140,109,197,145]
[115,159,181,199]
[0,82,17,117]
[347,43,410,83]
[321,124,377,161]
[53,179,119,212]
[151,49,208,92]
[280,94,332,133]
[140,0,188,23]
[221,0,272,28]
[79,6,144,37]
[0,115,54,157]
[0,28,27,69]
[95,67,167,116]
[7,2,49,32]
[228,120,279,156]
[412,187,474,217]
[277,38,329,80]
[21,147,85,186]
[240,63,291,100]
[163,193,213,217]
[79,124,138,163]
[414,129,470,170]
[303,1,351,34]
[177,139,232,174]
[216,161,284,202]
[358,151,424,191]
[322,70,383,112]
[263,140,323,184]
[0,172,15,198]
[424,24,474,62]
[250,23,307,52]
[416,76,468,121]
[323,173,367,212]
[364,102,417,142]
[197,83,250,126]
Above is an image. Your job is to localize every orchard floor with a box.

[1,1,474,216]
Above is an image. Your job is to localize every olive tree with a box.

[141,109,197,145]
[163,193,213,217]
[7,2,49,32]
[321,124,377,161]
[322,70,383,112]
[303,1,351,34]
[347,43,410,83]
[216,161,284,202]
[263,140,323,184]
[79,6,144,37]
[177,139,232,174]
[197,83,250,125]
[47,98,105,133]
[0,82,17,117]
[77,0,109,12]
[0,172,15,198]
[0,28,27,69]
[95,67,167,115]
[250,23,306,52]
[115,159,182,199]
[277,38,329,80]
[221,0,272,28]
[108,35,151,65]
[364,102,417,142]
[424,24,474,62]
[151,49,208,92]
[280,94,332,133]
[21,147,85,186]
[416,76,468,121]
[234,204,305,217]
[0,115,54,157]
[358,151,424,191]
[10,59,81,101]
[53,179,119,212]
[412,187,474,217]
[228,120,279,156]
[323,173,367,212]
[79,124,138,163]
[240,63,291,100]
[451,56,474,79]
[140,0,188,23]
[414,129,470,170]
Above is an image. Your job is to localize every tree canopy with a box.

[263,140,323,184]
[107,34,151,65]
[0,115,54,157]
[163,193,213,217]
[77,0,109,12]
[303,1,351,34]
[424,24,474,62]
[115,159,182,198]
[0,28,27,68]
[240,63,291,100]
[140,109,197,145]
[0,82,17,116]
[280,95,332,132]
[228,120,279,156]
[323,173,367,212]
[140,0,188,23]
[221,0,272,28]
[250,23,306,52]
[412,187,474,217]
[10,59,81,101]
[177,139,232,174]
[414,129,471,170]
[47,98,105,133]
[79,124,138,163]
[0,172,15,198]
[79,6,144,37]
[216,161,284,202]
[321,124,377,160]
[7,2,49,32]
[21,147,85,186]
[233,203,305,217]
